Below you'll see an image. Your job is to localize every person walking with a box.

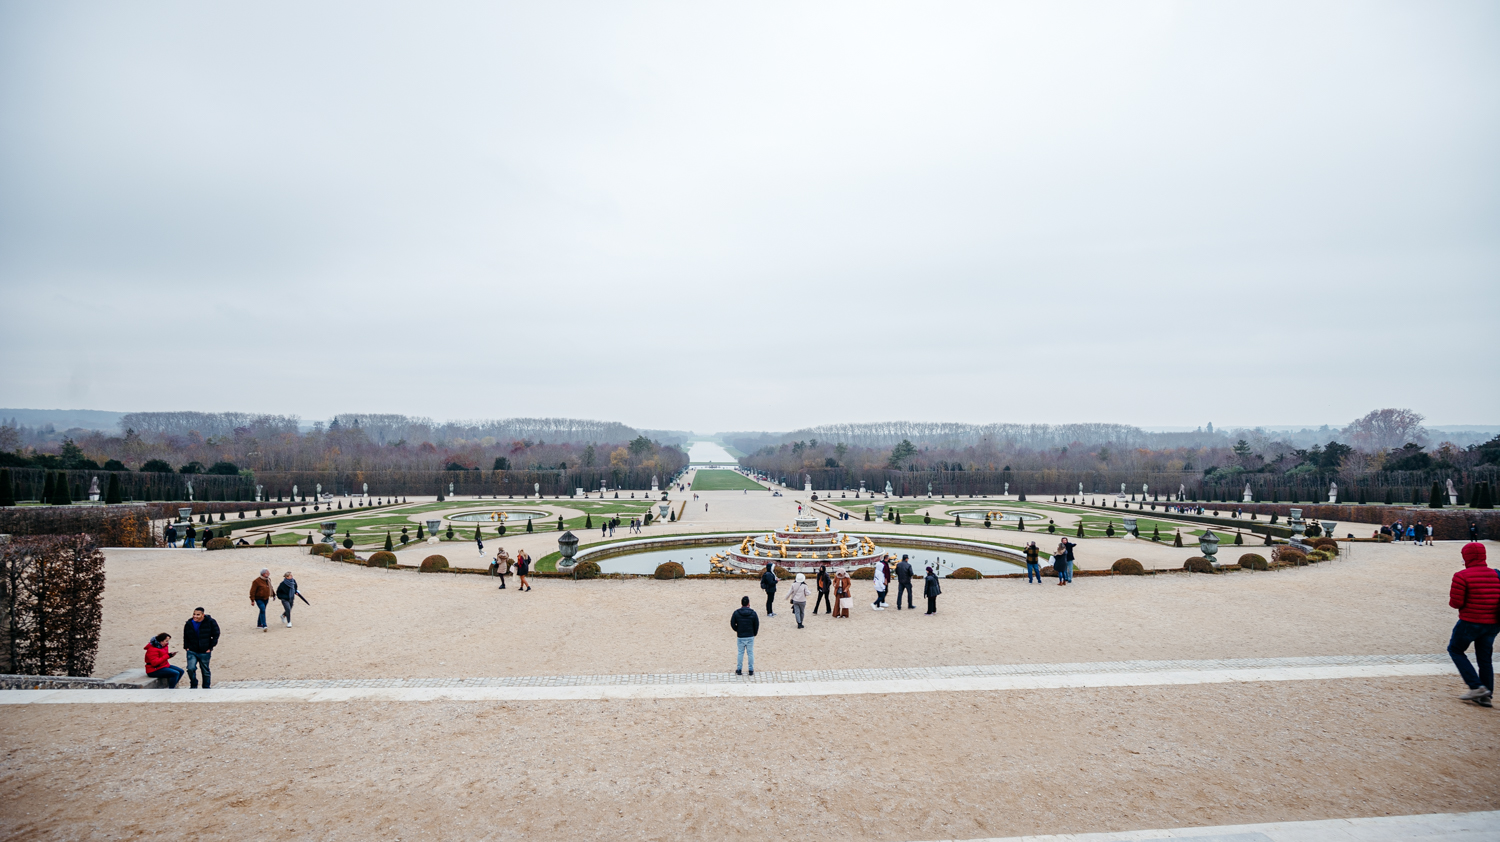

[165,523,178,548]
[1025,542,1042,583]
[871,556,888,610]
[1471,522,1480,542]
[516,550,532,591]
[476,527,485,557]
[923,566,941,615]
[182,607,219,689]
[834,570,852,618]
[494,550,510,589]
[184,522,196,549]
[731,595,759,676]
[1448,542,1499,707]
[895,555,914,609]
[249,569,273,632]
[276,572,299,628]
[788,573,810,629]
[814,566,833,615]
[144,632,184,689]
[1062,538,1077,584]
[760,563,779,617]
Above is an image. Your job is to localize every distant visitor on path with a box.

[834,570,852,618]
[787,573,810,629]
[731,595,759,676]
[184,523,196,549]
[895,555,914,609]
[871,556,888,610]
[923,566,941,615]
[182,607,219,690]
[250,569,273,632]
[276,572,300,628]
[1448,542,1499,707]
[165,523,178,548]
[516,550,532,591]
[144,632,183,689]
[1025,542,1042,584]
[760,563,778,617]
[814,566,832,615]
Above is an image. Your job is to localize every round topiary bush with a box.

[368,551,397,568]
[1039,565,1057,577]
[574,559,601,579]
[420,554,449,572]
[1111,558,1144,575]
[654,561,685,580]
[773,565,792,580]
[204,537,233,551]
[310,543,334,557]
[1238,552,1269,571]
[1306,549,1332,562]
[1309,537,1339,556]
[1273,546,1307,566]
[331,548,357,562]
[851,566,874,580]
[1183,556,1215,574]
[947,566,982,579]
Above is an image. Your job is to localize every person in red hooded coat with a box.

[1448,542,1500,706]
[143,633,184,689]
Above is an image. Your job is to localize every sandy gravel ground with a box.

[2,678,1496,841]
[89,541,1483,682]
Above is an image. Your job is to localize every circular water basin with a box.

[592,544,1025,576]
[448,510,550,523]
[952,509,1044,523]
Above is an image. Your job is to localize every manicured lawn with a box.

[691,470,765,492]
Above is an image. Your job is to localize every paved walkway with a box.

[942,810,1500,841]
[0,654,1451,704]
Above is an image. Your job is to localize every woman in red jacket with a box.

[144,633,184,689]
[1449,542,1500,707]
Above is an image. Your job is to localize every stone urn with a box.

[1321,521,1337,539]
[1122,516,1138,537]
[178,507,193,523]
[658,501,670,519]
[874,501,886,520]
[1199,529,1220,560]
[319,521,338,544]
[557,531,579,567]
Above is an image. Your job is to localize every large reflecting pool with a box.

[953,510,1044,523]
[591,544,1027,576]
[449,510,551,523]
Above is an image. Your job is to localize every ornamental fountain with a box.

[711,512,887,574]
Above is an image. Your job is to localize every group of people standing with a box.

[1383,521,1435,545]
[488,549,532,590]
[143,568,306,690]
[758,555,945,627]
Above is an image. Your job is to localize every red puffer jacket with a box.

[143,641,173,673]
[1450,545,1500,625]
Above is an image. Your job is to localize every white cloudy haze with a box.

[1,1,1495,432]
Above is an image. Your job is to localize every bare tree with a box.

[1343,409,1428,451]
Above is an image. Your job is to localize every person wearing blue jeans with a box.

[250,569,274,632]
[1448,542,1499,706]
[182,607,220,689]
[144,633,184,689]
[1024,542,1042,583]
[730,596,759,676]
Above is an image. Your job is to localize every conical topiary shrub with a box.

[41,472,54,505]
[105,473,122,504]
[1151,525,1160,542]
[1077,522,1084,538]
[585,514,593,529]
[0,469,14,507]
[1429,481,1445,509]
[416,523,425,540]
[1173,530,1183,547]
[384,532,394,551]
[55,472,72,505]
[954,513,960,526]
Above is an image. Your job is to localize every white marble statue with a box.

[362,482,368,496]
[1079,482,1084,496]
[88,476,100,502]
[1328,481,1338,504]
[1142,484,1149,496]
[187,479,195,501]
[1119,483,1126,498]
[1004,482,1009,496]
[885,480,893,496]
[1447,479,1459,506]
[1179,483,1186,499]
[1243,483,1253,503]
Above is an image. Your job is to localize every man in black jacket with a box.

[730,596,759,676]
[760,563,778,617]
[894,555,915,610]
[182,607,220,689]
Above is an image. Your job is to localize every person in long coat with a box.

[834,571,852,618]
[923,566,941,615]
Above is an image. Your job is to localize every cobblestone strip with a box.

[218,653,1448,691]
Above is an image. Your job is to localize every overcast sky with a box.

[1,2,1495,433]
